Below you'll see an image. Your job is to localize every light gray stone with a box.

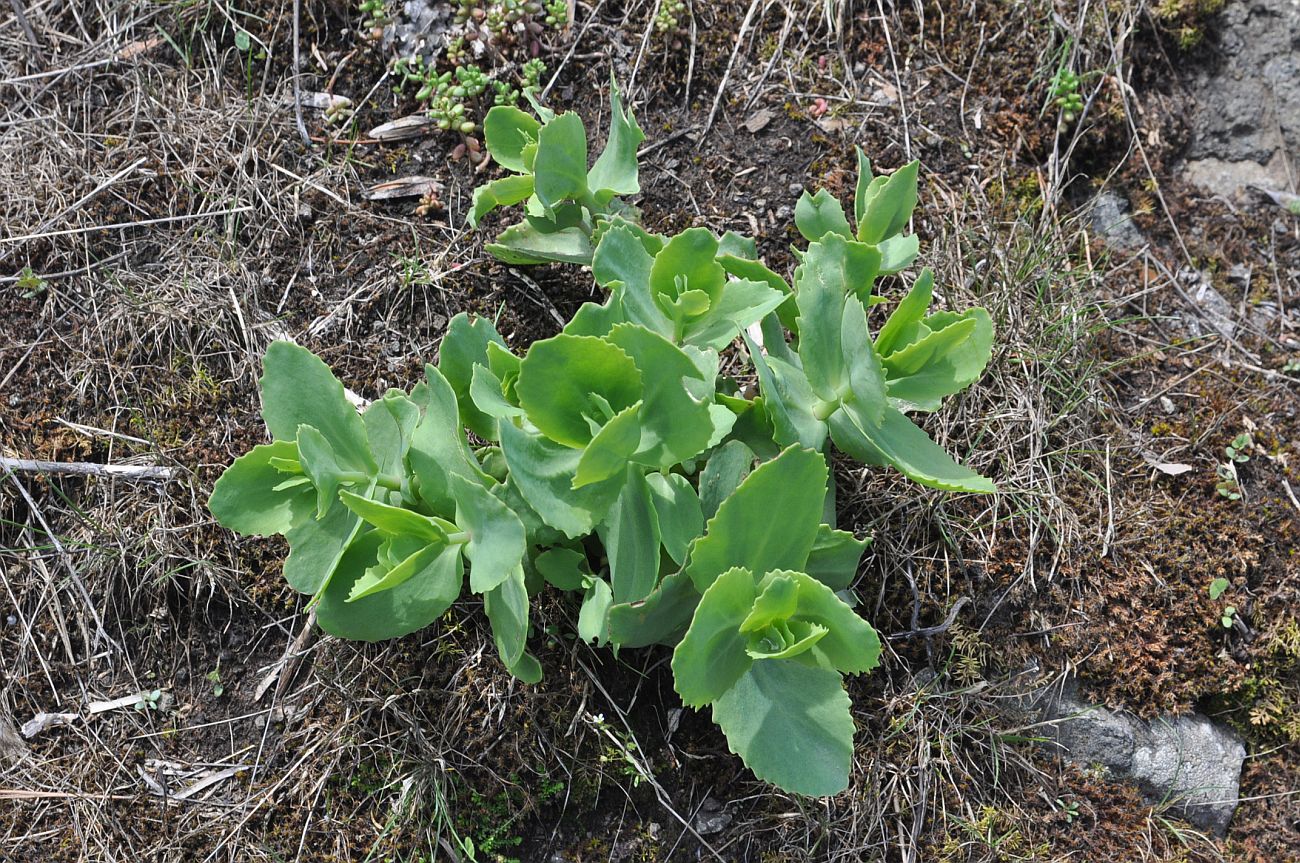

[1183,0,1300,196]
[1027,680,1245,835]
[1088,191,1145,251]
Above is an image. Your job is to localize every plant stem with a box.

[812,398,839,422]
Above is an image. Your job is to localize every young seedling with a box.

[1224,432,1252,463]
[135,689,164,713]
[206,665,224,697]
[1221,605,1238,630]
[1215,463,1241,500]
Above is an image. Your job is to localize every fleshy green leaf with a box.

[208,441,313,536]
[484,565,530,668]
[684,279,787,350]
[859,160,918,245]
[283,485,371,595]
[852,147,873,227]
[364,392,421,477]
[745,620,828,660]
[408,364,489,515]
[606,324,714,467]
[739,572,799,632]
[711,659,855,796]
[563,297,627,338]
[594,225,672,337]
[649,228,725,311]
[777,570,880,673]
[574,401,643,488]
[535,547,588,591]
[599,468,662,604]
[829,400,996,493]
[316,532,464,641]
[451,474,526,594]
[877,233,919,274]
[671,566,757,706]
[483,106,541,172]
[645,472,703,565]
[883,309,993,412]
[259,341,375,473]
[506,651,543,683]
[346,538,454,602]
[840,295,888,426]
[718,255,797,332]
[295,424,348,518]
[469,363,525,422]
[516,334,642,449]
[795,235,882,399]
[804,526,870,591]
[338,490,447,542]
[487,222,594,265]
[533,111,589,211]
[747,340,828,451]
[685,445,827,592]
[498,421,623,538]
[875,268,935,357]
[470,174,535,227]
[439,313,509,441]
[607,568,700,648]
[578,577,614,645]
[880,316,976,377]
[698,440,754,520]
[794,189,853,243]
[587,78,644,197]
[717,231,757,259]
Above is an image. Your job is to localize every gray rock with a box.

[1184,0,1300,194]
[1027,680,1245,835]
[1088,191,1145,251]
[383,0,455,67]
[693,797,732,835]
[1180,268,1238,340]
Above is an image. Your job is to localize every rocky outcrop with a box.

[1184,0,1300,196]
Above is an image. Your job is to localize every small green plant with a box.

[15,266,46,298]
[358,0,389,37]
[655,0,687,32]
[1210,577,1237,629]
[135,689,163,712]
[1216,432,1252,500]
[590,713,645,786]
[1283,357,1300,374]
[1049,67,1083,122]
[1055,797,1080,824]
[210,82,997,797]
[542,0,567,26]
[1225,432,1252,463]
[206,665,224,697]
[1215,463,1241,500]
[391,1,561,139]
[1221,605,1238,630]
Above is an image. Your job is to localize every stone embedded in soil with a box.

[1179,268,1239,340]
[384,0,456,66]
[1026,680,1246,836]
[1088,191,1145,251]
[1183,0,1300,196]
